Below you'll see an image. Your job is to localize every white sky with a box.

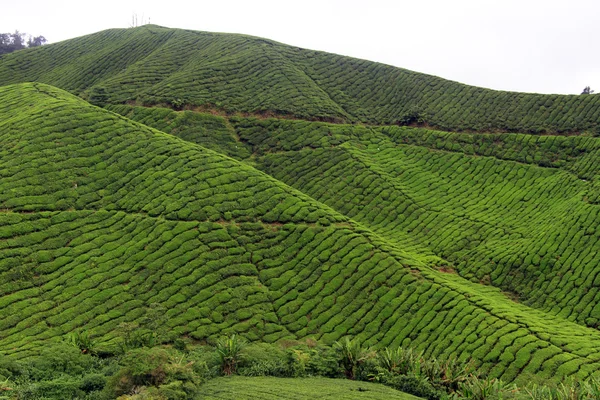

[2,0,598,95]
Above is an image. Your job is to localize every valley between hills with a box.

[0,24,599,399]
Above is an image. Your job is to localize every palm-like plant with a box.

[457,376,515,399]
[215,334,247,376]
[438,357,476,391]
[65,330,96,355]
[377,346,422,376]
[333,337,373,380]
[582,375,600,398]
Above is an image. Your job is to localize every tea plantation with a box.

[201,377,422,399]
[1,25,600,133]
[0,24,600,398]
[2,82,600,389]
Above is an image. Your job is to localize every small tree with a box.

[27,35,47,47]
[582,86,595,95]
[0,30,46,55]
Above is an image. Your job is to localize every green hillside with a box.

[2,24,600,398]
[201,376,422,399]
[2,83,600,389]
[108,105,600,331]
[0,25,599,133]
[230,117,600,326]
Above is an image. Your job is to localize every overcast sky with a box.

[2,0,598,95]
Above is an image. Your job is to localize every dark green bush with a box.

[380,372,446,400]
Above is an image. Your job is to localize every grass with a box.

[200,376,423,399]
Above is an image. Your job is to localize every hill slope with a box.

[230,117,600,325]
[108,105,600,331]
[0,25,599,132]
[3,83,600,386]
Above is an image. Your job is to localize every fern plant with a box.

[333,337,374,380]
[215,334,247,376]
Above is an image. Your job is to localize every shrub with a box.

[238,343,291,377]
[377,346,423,376]
[16,376,85,399]
[30,342,96,380]
[103,347,201,398]
[380,373,446,400]
[64,330,97,355]
[333,337,375,380]
[215,334,247,375]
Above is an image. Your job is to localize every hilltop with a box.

[0,25,599,133]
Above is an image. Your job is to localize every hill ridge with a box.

[1,25,599,133]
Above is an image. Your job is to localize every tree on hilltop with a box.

[0,30,46,55]
[581,86,594,95]
[27,35,47,48]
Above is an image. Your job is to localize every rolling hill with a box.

[1,25,599,133]
[0,24,599,391]
[1,82,600,387]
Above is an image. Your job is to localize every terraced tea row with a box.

[0,83,340,225]
[106,105,251,160]
[1,25,599,132]
[381,126,600,179]
[104,111,600,331]
[233,117,600,329]
[3,83,600,385]
[286,48,600,132]
[5,207,600,384]
[0,211,292,357]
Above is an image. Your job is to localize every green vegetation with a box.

[201,376,422,399]
[0,31,46,55]
[1,82,600,391]
[233,117,600,330]
[1,25,599,133]
[106,105,251,160]
[6,336,600,399]
[1,24,600,398]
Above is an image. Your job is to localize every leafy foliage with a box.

[0,83,599,389]
[215,334,247,375]
[333,337,374,380]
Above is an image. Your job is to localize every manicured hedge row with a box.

[0,83,341,225]
[236,117,599,331]
[2,83,600,385]
[106,105,251,160]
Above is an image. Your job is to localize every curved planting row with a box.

[2,83,600,385]
[234,117,599,330]
[106,105,251,160]
[0,83,341,225]
[286,48,600,132]
[224,220,600,384]
[1,26,600,132]
[0,211,293,357]
[3,208,600,384]
[381,126,600,179]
